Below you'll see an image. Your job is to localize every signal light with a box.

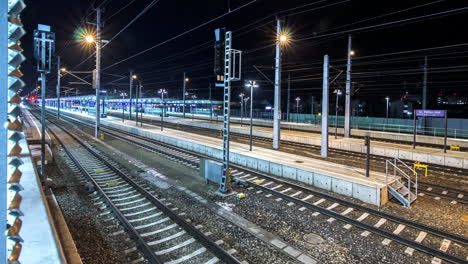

[214,28,226,76]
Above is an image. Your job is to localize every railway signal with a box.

[33,24,55,182]
[214,28,242,193]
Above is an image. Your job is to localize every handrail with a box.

[386,158,418,203]
[394,157,418,197]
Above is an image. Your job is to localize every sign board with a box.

[413,109,448,153]
[415,109,446,117]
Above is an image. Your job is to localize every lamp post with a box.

[385,96,390,129]
[131,75,142,126]
[246,81,259,151]
[295,96,301,123]
[183,74,189,118]
[139,83,143,127]
[130,73,137,120]
[120,92,127,122]
[334,89,342,139]
[158,89,168,131]
[239,93,245,126]
[273,18,290,150]
[190,94,197,120]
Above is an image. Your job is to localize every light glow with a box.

[85,35,94,43]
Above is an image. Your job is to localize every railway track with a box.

[112,111,467,152]
[40,114,242,264]
[49,110,468,264]
[104,111,468,204]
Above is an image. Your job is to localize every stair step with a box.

[398,187,410,196]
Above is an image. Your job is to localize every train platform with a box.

[50,107,395,206]
[12,106,78,263]
[109,110,468,170]
[160,111,468,148]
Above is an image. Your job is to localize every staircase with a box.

[386,158,418,207]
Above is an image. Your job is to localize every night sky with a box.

[21,0,468,117]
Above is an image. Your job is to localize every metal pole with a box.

[122,94,125,122]
[56,56,61,119]
[129,71,133,120]
[311,96,315,124]
[220,31,233,193]
[209,83,212,122]
[344,35,352,138]
[413,111,417,149]
[240,94,244,126]
[386,99,389,120]
[422,56,428,130]
[335,91,338,139]
[135,82,139,126]
[161,92,164,131]
[273,18,282,150]
[287,73,290,122]
[40,72,46,179]
[140,84,143,127]
[321,55,329,157]
[365,135,370,177]
[40,30,47,180]
[183,72,186,118]
[444,110,447,153]
[250,85,253,151]
[94,7,101,138]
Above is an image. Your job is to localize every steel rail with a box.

[42,109,468,263]
[54,111,468,246]
[239,179,467,264]
[36,112,242,264]
[47,125,163,264]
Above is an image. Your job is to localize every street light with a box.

[239,93,245,126]
[295,97,301,113]
[158,89,168,131]
[245,81,259,151]
[120,92,127,122]
[385,96,390,128]
[85,35,94,43]
[334,89,343,139]
[190,94,197,120]
[349,50,356,56]
[133,77,143,126]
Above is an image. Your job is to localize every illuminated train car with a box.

[44,96,223,117]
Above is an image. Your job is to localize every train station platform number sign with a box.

[415,109,446,117]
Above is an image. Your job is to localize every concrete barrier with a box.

[49,108,398,206]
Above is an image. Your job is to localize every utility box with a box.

[201,159,223,186]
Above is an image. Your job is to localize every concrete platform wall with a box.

[101,120,385,206]
[160,111,468,148]
[169,118,468,170]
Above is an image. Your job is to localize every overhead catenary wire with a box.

[101,0,258,71]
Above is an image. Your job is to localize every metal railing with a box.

[385,158,418,206]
